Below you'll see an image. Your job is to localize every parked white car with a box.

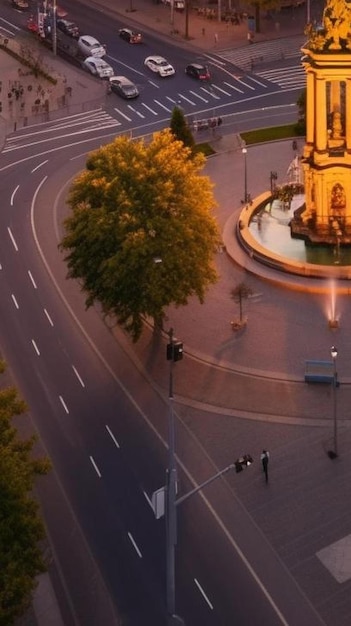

[144,55,175,77]
[78,35,106,58]
[83,57,114,78]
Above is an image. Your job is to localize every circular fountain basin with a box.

[236,192,351,281]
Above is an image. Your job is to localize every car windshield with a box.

[91,43,101,50]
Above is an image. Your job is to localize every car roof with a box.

[188,63,206,69]
[80,35,100,44]
[109,76,134,85]
[120,27,132,33]
[146,56,167,63]
[85,57,106,65]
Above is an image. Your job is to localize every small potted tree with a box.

[230,282,252,330]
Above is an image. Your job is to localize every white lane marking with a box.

[143,490,154,511]
[223,81,244,94]
[7,227,18,251]
[59,395,69,414]
[141,103,158,115]
[28,270,37,289]
[127,105,145,118]
[148,79,159,88]
[113,108,132,121]
[236,77,255,90]
[194,578,214,610]
[105,424,120,448]
[189,90,208,103]
[128,532,142,558]
[204,54,225,65]
[0,17,20,31]
[44,308,54,326]
[154,99,172,112]
[107,54,145,77]
[11,294,19,309]
[166,96,177,104]
[3,121,120,154]
[31,339,40,356]
[10,184,19,206]
[72,365,85,387]
[90,455,102,478]
[200,87,220,99]
[0,25,16,36]
[31,160,48,173]
[178,94,196,106]
[211,84,231,96]
[249,76,268,88]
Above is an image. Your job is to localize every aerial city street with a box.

[1,0,351,625]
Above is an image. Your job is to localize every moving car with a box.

[144,55,175,77]
[57,19,79,38]
[185,63,211,80]
[78,35,106,58]
[119,27,142,44]
[83,57,114,78]
[109,76,139,99]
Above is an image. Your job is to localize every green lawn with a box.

[240,124,303,145]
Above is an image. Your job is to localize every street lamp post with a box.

[242,146,248,204]
[328,346,338,459]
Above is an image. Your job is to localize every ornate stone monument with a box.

[291,0,351,244]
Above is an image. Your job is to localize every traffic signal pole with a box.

[166,328,178,622]
[164,330,252,624]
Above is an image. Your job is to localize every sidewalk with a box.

[108,0,310,52]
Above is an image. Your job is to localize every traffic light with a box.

[166,341,183,362]
[234,454,253,473]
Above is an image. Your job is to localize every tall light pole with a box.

[242,146,249,204]
[52,0,57,56]
[329,346,338,459]
[307,0,311,24]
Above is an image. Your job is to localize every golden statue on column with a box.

[290,0,351,244]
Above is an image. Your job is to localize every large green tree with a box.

[0,361,51,625]
[60,129,220,341]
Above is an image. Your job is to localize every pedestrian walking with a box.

[260,450,270,482]
[214,32,218,45]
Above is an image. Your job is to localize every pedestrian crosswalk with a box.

[2,109,121,153]
[256,65,306,91]
[2,57,305,154]
[215,34,305,72]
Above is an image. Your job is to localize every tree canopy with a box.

[0,361,50,625]
[170,106,195,152]
[60,129,220,341]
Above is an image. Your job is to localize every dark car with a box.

[57,19,79,38]
[185,63,211,80]
[109,76,139,99]
[118,27,142,44]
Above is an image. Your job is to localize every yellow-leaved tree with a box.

[60,129,220,341]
